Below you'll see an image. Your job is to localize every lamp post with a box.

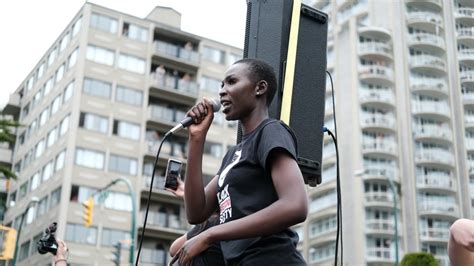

[355,169,399,265]
[12,197,39,266]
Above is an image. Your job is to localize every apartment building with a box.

[2,3,241,265]
[293,0,474,265]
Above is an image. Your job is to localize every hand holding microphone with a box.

[167,98,221,136]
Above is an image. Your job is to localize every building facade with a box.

[294,0,474,265]
[2,3,241,265]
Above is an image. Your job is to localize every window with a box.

[59,115,70,136]
[55,150,66,171]
[113,120,140,140]
[72,17,82,37]
[310,189,337,213]
[32,90,42,109]
[44,77,53,96]
[59,33,70,53]
[65,223,97,244]
[75,148,105,169]
[22,103,30,118]
[30,172,41,191]
[37,62,45,79]
[79,112,108,133]
[70,185,97,203]
[42,161,54,181]
[35,139,45,158]
[202,46,225,64]
[26,76,34,92]
[90,13,118,34]
[50,95,61,115]
[109,154,137,175]
[9,191,17,207]
[104,192,132,211]
[200,76,221,93]
[227,53,241,65]
[203,141,222,158]
[50,186,62,208]
[68,48,78,69]
[37,195,49,217]
[63,81,74,102]
[48,48,57,67]
[55,64,65,83]
[102,228,131,247]
[39,108,49,127]
[118,53,145,74]
[86,45,114,66]
[18,241,30,261]
[83,77,111,98]
[122,22,148,42]
[26,205,36,224]
[116,86,143,106]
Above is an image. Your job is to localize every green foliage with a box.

[0,118,22,180]
[401,252,439,266]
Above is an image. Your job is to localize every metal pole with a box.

[387,178,399,266]
[12,200,38,266]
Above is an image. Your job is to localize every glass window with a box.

[109,154,137,175]
[30,172,41,191]
[122,22,148,42]
[59,33,70,53]
[44,77,54,96]
[55,150,66,172]
[37,195,49,217]
[18,240,30,261]
[63,80,74,102]
[26,76,34,92]
[200,76,221,93]
[101,228,131,247]
[104,192,132,211]
[50,186,62,208]
[79,112,108,133]
[86,45,114,66]
[113,120,140,140]
[72,17,82,37]
[9,191,17,207]
[37,62,45,79]
[42,161,54,181]
[48,48,57,67]
[32,90,42,109]
[26,205,36,224]
[70,185,97,203]
[202,46,225,64]
[65,223,97,244]
[59,115,70,136]
[39,108,49,127]
[116,86,143,106]
[90,13,118,34]
[22,103,30,118]
[35,139,45,158]
[56,64,65,83]
[68,48,79,69]
[50,95,61,115]
[83,77,111,98]
[227,52,241,65]
[118,53,145,74]
[75,148,105,169]
[203,141,222,158]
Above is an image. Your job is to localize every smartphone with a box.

[164,159,182,190]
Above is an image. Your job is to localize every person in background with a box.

[448,218,474,266]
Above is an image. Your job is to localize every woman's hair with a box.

[234,58,277,106]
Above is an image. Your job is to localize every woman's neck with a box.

[240,108,269,135]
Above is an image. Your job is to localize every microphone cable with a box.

[324,70,342,266]
[135,131,172,266]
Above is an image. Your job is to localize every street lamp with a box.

[355,169,399,266]
[12,197,39,266]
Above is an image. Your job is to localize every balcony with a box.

[359,89,395,106]
[362,166,399,183]
[143,175,166,191]
[139,248,169,265]
[1,93,20,117]
[365,191,394,206]
[435,255,449,266]
[465,115,474,127]
[153,40,200,66]
[466,138,474,150]
[366,247,394,263]
[358,42,392,59]
[461,70,474,83]
[410,55,446,73]
[413,124,452,142]
[145,140,186,160]
[410,78,448,97]
[418,201,459,218]
[0,144,12,164]
[362,140,397,156]
[140,211,187,232]
[360,114,396,131]
[463,92,474,105]
[412,102,451,119]
[148,105,175,125]
[415,149,454,166]
[416,175,456,192]
[455,7,474,20]
[420,227,450,242]
[406,0,442,8]
[359,65,393,83]
[408,33,445,51]
[365,219,395,235]
[457,28,474,39]
[458,49,474,62]
[150,72,199,96]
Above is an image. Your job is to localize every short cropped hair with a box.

[234,58,277,106]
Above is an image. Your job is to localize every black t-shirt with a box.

[215,119,306,264]
[186,215,225,266]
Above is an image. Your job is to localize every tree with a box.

[400,252,439,266]
[0,119,21,180]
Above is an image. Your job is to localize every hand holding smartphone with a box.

[164,159,183,191]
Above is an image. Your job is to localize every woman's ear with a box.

[256,80,268,96]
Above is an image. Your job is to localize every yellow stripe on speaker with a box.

[280,0,301,124]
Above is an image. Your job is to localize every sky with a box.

[0,0,247,109]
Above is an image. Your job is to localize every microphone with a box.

[167,99,221,135]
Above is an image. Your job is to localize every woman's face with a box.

[219,63,257,120]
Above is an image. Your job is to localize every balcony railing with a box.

[143,175,166,190]
[408,33,445,48]
[410,78,448,94]
[365,191,393,203]
[413,124,452,140]
[458,49,474,61]
[146,140,186,158]
[139,248,168,265]
[148,105,175,123]
[412,102,451,117]
[420,227,450,241]
[416,175,455,190]
[410,55,446,70]
[358,42,392,57]
[359,89,395,105]
[366,247,393,261]
[363,166,398,181]
[362,140,397,154]
[455,7,474,19]
[435,255,449,266]
[150,72,199,95]
[366,219,394,232]
[466,138,474,150]
[457,28,474,38]
[154,40,200,64]
[406,11,443,25]
[418,201,459,216]
[465,115,474,125]
[360,114,396,129]
[415,149,454,165]
[140,211,187,230]
[463,92,474,103]
[359,65,393,80]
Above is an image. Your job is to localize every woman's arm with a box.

[449,218,474,266]
[170,234,187,257]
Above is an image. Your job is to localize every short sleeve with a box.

[257,121,297,171]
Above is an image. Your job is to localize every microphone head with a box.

[209,98,221,112]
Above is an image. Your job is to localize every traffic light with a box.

[111,242,121,266]
[0,225,17,260]
[82,198,94,227]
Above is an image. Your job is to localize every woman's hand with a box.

[187,97,215,138]
[169,231,212,266]
[165,178,185,199]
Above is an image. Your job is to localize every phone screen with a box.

[164,159,182,190]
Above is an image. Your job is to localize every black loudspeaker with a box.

[239,0,328,187]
